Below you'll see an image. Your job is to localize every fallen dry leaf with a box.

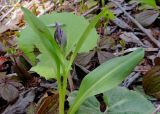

[36,92,59,114]
[75,51,95,67]
[119,32,146,47]
[97,51,114,64]
[135,10,159,27]
[2,89,35,114]
[112,17,132,30]
[143,66,160,99]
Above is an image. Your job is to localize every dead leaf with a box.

[143,66,160,99]
[135,10,159,27]
[2,89,35,114]
[154,57,160,66]
[75,63,90,80]
[75,51,95,67]
[105,26,117,35]
[36,92,59,114]
[97,51,114,64]
[98,37,115,49]
[111,2,137,16]
[0,23,9,34]
[119,32,146,47]
[0,8,23,34]
[0,76,22,102]
[0,83,19,102]
[112,18,132,30]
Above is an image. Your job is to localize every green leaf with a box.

[68,48,144,114]
[18,8,99,79]
[40,12,99,54]
[66,8,108,72]
[19,10,99,56]
[18,27,58,78]
[21,7,63,64]
[68,91,103,114]
[103,87,155,114]
[31,54,57,79]
[140,0,157,8]
[17,27,37,64]
[20,7,64,79]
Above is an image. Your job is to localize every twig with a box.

[110,0,160,48]
[0,5,12,7]
[122,72,140,87]
[0,7,14,21]
[152,105,160,114]
[134,69,148,72]
[82,6,99,17]
[0,6,6,12]
[114,47,159,56]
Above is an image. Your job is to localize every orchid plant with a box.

[19,7,144,114]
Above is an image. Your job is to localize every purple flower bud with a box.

[54,22,67,50]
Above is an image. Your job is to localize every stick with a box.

[114,47,159,56]
[122,72,140,87]
[82,6,99,17]
[0,6,6,12]
[0,7,14,21]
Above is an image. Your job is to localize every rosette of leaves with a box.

[19,7,145,114]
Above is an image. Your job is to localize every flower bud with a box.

[54,22,67,50]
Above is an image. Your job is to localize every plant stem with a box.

[101,0,105,7]
[57,63,65,114]
[61,68,68,113]
[58,83,64,114]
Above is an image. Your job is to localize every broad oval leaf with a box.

[68,91,103,114]
[18,10,99,59]
[18,8,99,79]
[39,13,98,53]
[68,48,144,114]
[104,87,155,114]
